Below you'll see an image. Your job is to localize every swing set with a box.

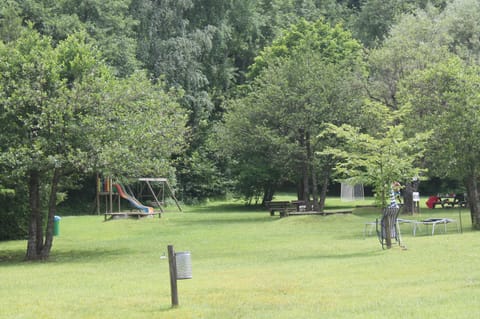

[96,175,182,220]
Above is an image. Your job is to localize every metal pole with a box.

[168,245,179,307]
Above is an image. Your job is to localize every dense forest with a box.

[3,0,480,258]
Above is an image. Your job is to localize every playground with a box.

[96,176,181,220]
[1,198,479,318]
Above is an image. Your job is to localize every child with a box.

[392,181,402,204]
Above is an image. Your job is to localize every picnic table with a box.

[267,200,352,217]
[265,201,296,217]
[426,194,467,209]
[440,194,467,208]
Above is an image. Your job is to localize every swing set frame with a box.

[95,175,182,218]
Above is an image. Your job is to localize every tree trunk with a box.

[466,174,480,229]
[25,168,61,261]
[402,179,419,215]
[41,168,61,258]
[306,132,320,211]
[311,170,319,211]
[297,129,310,203]
[302,155,309,204]
[318,174,329,212]
[297,179,305,201]
[262,183,275,205]
[26,170,42,260]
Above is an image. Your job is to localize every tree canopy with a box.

[0,27,187,259]
[4,0,480,252]
[217,19,366,209]
[399,56,480,227]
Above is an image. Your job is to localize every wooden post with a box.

[109,178,113,214]
[165,180,182,212]
[145,180,163,213]
[168,245,179,307]
[384,217,392,249]
[459,207,463,234]
[96,173,100,215]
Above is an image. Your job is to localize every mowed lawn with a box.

[1,199,480,319]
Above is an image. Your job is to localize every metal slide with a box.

[112,183,154,214]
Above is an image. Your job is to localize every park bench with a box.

[104,211,161,221]
[265,201,296,217]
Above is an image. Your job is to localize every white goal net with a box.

[341,182,365,202]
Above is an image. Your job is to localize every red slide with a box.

[113,184,153,213]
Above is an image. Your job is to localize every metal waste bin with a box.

[175,251,192,280]
[53,216,61,236]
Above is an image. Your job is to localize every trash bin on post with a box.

[413,192,420,214]
[175,251,192,280]
[53,216,61,236]
[167,245,193,307]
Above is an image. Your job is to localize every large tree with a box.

[370,0,480,222]
[365,5,451,213]
[0,27,187,260]
[399,57,480,228]
[322,121,428,210]
[218,19,366,209]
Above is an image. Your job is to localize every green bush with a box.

[0,187,28,241]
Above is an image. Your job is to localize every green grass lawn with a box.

[1,198,480,318]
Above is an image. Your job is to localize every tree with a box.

[129,1,358,202]
[372,0,480,224]
[351,0,448,48]
[214,88,290,203]
[218,19,366,208]
[440,0,480,64]
[398,57,480,228]
[0,28,187,259]
[352,0,402,48]
[248,18,363,79]
[322,121,428,209]
[319,105,428,250]
[366,6,449,110]
[0,0,24,42]
[11,0,140,76]
[364,5,452,213]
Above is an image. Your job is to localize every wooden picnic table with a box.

[426,194,466,209]
[438,194,467,208]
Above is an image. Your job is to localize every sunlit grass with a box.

[1,198,479,318]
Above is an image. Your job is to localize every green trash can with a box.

[53,216,61,236]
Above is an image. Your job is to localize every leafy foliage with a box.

[399,57,480,180]
[248,18,363,78]
[13,0,140,76]
[0,27,187,257]
[3,0,480,233]
[322,123,428,207]
[0,186,28,240]
[218,19,366,204]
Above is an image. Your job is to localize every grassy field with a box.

[1,198,480,318]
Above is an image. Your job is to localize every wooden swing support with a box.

[137,178,182,212]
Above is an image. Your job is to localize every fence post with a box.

[168,245,179,307]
